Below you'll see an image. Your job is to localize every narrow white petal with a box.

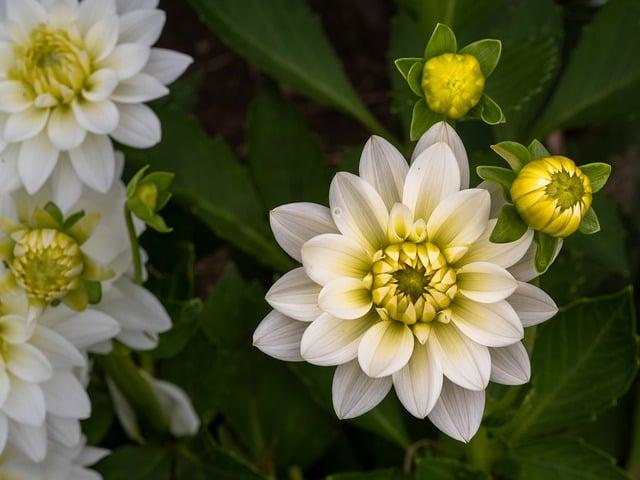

[0,415,7,453]
[456,262,518,303]
[84,15,119,62]
[428,379,485,443]
[429,324,490,391]
[4,106,49,142]
[402,142,461,222]
[111,73,169,103]
[106,376,142,443]
[144,48,193,85]
[68,134,116,192]
[48,106,87,151]
[300,312,372,366]
[0,369,10,407]
[3,376,46,426]
[110,103,161,148]
[451,298,523,347]
[412,121,469,189]
[99,43,151,80]
[392,342,443,418]
[71,99,119,135]
[458,219,533,269]
[47,414,81,447]
[508,239,563,282]
[357,321,414,377]
[82,69,119,103]
[77,0,117,35]
[490,342,531,385]
[318,277,372,320]
[142,372,200,436]
[358,135,408,209]
[0,80,33,113]
[6,0,47,31]
[332,360,392,419]
[301,233,371,286]
[115,0,158,13]
[18,132,59,194]
[41,371,91,419]
[266,267,322,322]
[7,421,47,462]
[478,180,506,219]
[0,145,21,192]
[252,310,306,362]
[49,156,84,213]
[329,172,389,253]
[270,202,337,262]
[118,9,165,46]
[6,343,52,383]
[508,282,558,327]
[31,325,86,368]
[53,310,121,349]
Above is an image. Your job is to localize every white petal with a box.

[329,172,389,252]
[53,310,120,349]
[428,379,484,443]
[300,312,372,366]
[71,99,119,135]
[41,371,91,419]
[508,282,558,327]
[0,314,32,344]
[4,106,49,142]
[6,0,47,31]
[392,342,443,418]
[478,180,505,219]
[48,105,87,150]
[47,414,81,447]
[358,135,408,209]
[6,343,52,383]
[3,376,46,426]
[457,219,533,269]
[118,9,165,46]
[0,80,33,113]
[111,73,169,103]
[49,157,84,212]
[142,372,200,436]
[0,414,7,453]
[456,262,518,303]
[110,103,160,148]
[332,360,392,419]
[412,121,469,189]
[429,324,490,391]
[490,342,531,385]
[8,421,47,462]
[115,0,158,13]
[451,298,523,347]
[266,267,322,322]
[31,325,85,368]
[319,277,372,320]
[77,0,116,35]
[270,203,337,262]
[144,48,193,85]
[82,69,119,103]
[106,375,142,443]
[99,43,150,80]
[508,239,563,282]
[0,146,21,192]
[18,132,59,193]
[301,233,371,286]
[427,189,491,256]
[402,142,461,222]
[68,134,116,192]
[357,320,414,377]
[84,15,119,62]
[0,368,10,406]
[252,310,306,362]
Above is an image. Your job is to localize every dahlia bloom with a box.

[0,0,192,194]
[254,122,558,442]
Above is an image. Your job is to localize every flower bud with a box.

[510,156,592,238]
[421,53,485,119]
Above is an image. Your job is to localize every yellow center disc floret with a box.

[10,229,84,303]
[422,53,485,119]
[10,25,90,103]
[510,156,592,238]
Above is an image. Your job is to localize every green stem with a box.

[626,384,640,477]
[466,427,493,472]
[97,343,169,435]
[125,206,143,285]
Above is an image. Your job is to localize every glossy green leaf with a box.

[95,445,171,479]
[407,61,425,97]
[476,166,516,190]
[411,99,443,140]
[580,162,612,193]
[395,57,424,80]
[491,141,530,171]
[528,139,551,160]
[579,208,600,235]
[490,204,528,243]
[459,39,502,77]
[534,231,559,274]
[425,23,457,59]
[479,94,505,124]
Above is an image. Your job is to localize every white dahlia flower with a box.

[254,122,558,442]
[0,0,192,194]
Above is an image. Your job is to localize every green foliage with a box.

[490,141,530,171]
[490,205,528,243]
[415,457,489,479]
[579,208,600,235]
[425,23,457,58]
[580,162,612,193]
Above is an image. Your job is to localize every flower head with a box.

[0,0,192,195]
[254,122,558,442]
[511,156,592,237]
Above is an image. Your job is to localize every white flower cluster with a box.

[0,0,198,477]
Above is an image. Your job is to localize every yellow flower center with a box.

[510,156,592,238]
[422,53,485,119]
[10,24,90,103]
[10,229,84,302]
[370,242,457,328]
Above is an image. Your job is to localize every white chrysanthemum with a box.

[254,122,558,442]
[0,0,192,194]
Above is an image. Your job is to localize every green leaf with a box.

[579,208,600,235]
[328,470,409,480]
[490,204,528,243]
[415,457,489,479]
[580,162,612,193]
[188,0,388,136]
[394,57,424,80]
[43,202,64,226]
[411,99,442,141]
[401,0,500,38]
[151,298,202,360]
[528,139,550,160]
[95,445,171,479]
[490,141,530,171]
[506,287,638,441]
[533,231,559,274]
[510,436,628,480]
[247,89,330,208]
[425,23,457,59]
[123,106,294,273]
[407,61,425,97]
[476,166,516,190]
[82,383,114,445]
[478,94,505,124]
[459,39,502,77]
[534,0,640,136]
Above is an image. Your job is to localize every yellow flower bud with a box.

[421,53,485,119]
[510,156,592,238]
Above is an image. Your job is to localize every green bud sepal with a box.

[126,165,175,233]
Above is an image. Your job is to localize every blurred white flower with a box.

[254,121,558,442]
[0,0,192,194]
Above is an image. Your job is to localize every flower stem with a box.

[124,206,143,285]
